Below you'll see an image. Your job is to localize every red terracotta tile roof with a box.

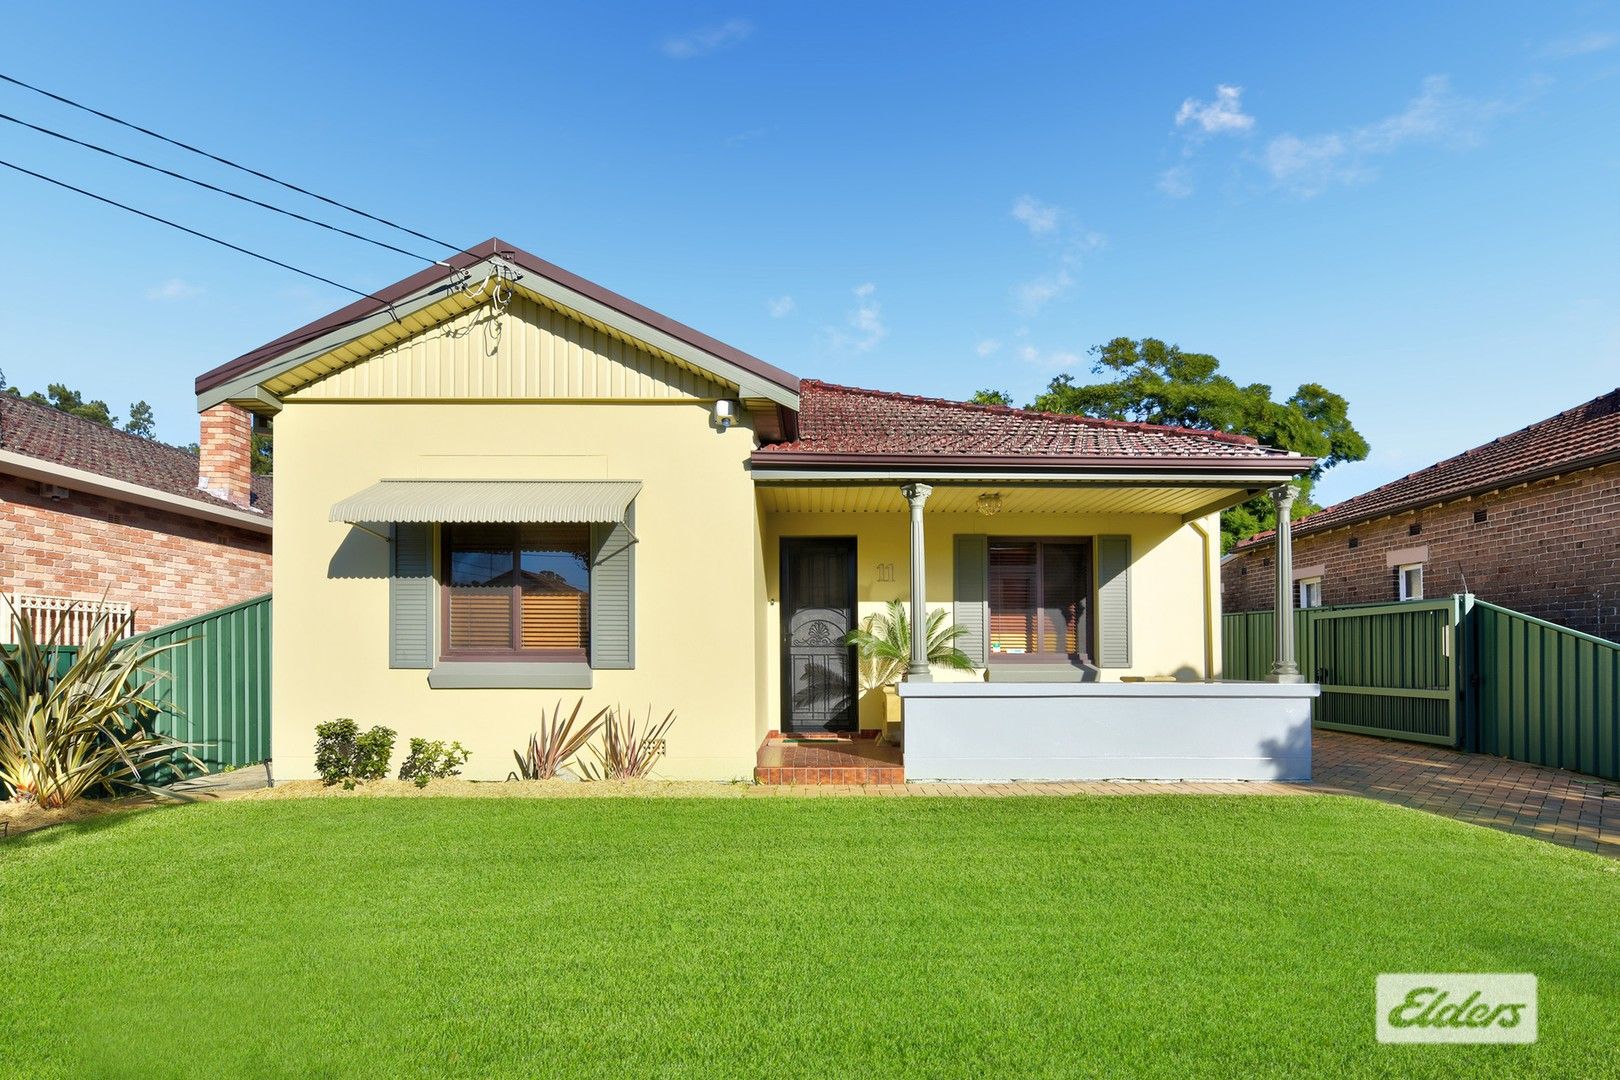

[757,380,1306,464]
[0,393,272,517]
[1236,387,1620,550]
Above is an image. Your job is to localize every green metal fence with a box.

[1469,600,1620,781]
[1222,597,1465,745]
[1223,594,1620,780]
[8,595,271,782]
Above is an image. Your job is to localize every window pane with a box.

[447,524,515,651]
[518,524,590,652]
[1040,543,1085,656]
[988,542,1036,654]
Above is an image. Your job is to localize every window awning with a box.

[330,480,641,524]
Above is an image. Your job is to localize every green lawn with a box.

[1,795,1616,1078]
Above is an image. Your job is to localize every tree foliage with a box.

[0,369,160,440]
[1015,337,1369,550]
[970,389,1014,407]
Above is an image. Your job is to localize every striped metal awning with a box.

[330,480,641,524]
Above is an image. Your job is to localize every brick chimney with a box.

[198,403,255,508]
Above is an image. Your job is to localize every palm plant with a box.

[0,599,198,808]
[511,698,608,780]
[843,599,974,690]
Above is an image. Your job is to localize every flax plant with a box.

[512,698,609,780]
[577,705,676,780]
[0,600,198,808]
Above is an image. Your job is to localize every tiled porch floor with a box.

[754,735,905,785]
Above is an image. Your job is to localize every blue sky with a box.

[1,2,1616,504]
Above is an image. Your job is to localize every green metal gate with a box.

[1308,599,1465,746]
[1223,594,1620,780]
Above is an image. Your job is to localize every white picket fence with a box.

[0,593,135,646]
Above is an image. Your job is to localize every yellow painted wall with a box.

[271,399,763,781]
[759,506,1220,731]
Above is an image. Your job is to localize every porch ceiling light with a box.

[976,492,1003,517]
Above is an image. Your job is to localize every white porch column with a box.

[901,482,933,682]
[1267,483,1304,683]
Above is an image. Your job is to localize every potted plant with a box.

[843,599,975,743]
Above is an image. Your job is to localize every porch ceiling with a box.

[756,482,1258,518]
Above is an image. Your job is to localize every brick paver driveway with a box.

[1313,729,1620,857]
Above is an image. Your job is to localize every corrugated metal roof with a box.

[330,480,641,524]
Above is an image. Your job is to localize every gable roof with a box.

[195,238,800,409]
[0,392,272,520]
[751,380,1311,474]
[1236,386,1620,550]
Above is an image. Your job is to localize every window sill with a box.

[427,661,593,690]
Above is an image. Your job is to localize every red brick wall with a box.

[0,473,271,632]
[198,403,254,508]
[1222,464,1620,642]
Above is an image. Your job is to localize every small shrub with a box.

[577,705,675,780]
[355,726,396,782]
[314,719,396,788]
[399,738,470,788]
[511,698,608,780]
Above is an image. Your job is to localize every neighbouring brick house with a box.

[0,394,271,640]
[1223,388,1620,641]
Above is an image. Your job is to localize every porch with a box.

[754,471,1318,783]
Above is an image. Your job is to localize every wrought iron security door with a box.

[780,538,858,732]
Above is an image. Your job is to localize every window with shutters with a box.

[441,523,590,660]
[987,538,1091,662]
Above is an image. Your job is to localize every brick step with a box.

[754,765,905,785]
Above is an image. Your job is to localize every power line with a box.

[0,70,462,254]
[0,110,446,266]
[0,156,387,303]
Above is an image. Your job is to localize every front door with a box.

[780,538,858,732]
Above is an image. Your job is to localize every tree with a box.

[970,388,1014,406]
[123,401,157,438]
[2,376,162,441]
[1031,337,1369,551]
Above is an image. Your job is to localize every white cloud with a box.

[1538,31,1619,58]
[1011,195,1060,236]
[145,278,202,301]
[661,19,752,59]
[824,283,887,352]
[766,295,795,318]
[1156,166,1194,198]
[1175,84,1255,135]
[1018,344,1084,371]
[1264,75,1504,196]
[975,339,1001,357]
[1013,269,1073,315]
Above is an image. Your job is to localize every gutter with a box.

[0,449,273,534]
[749,451,1313,480]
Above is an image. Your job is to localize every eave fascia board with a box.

[750,468,1302,486]
[198,255,801,413]
[195,264,490,411]
[0,450,273,534]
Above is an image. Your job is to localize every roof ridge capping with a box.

[802,379,1279,449]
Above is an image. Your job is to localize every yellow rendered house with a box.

[196,240,1317,783]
